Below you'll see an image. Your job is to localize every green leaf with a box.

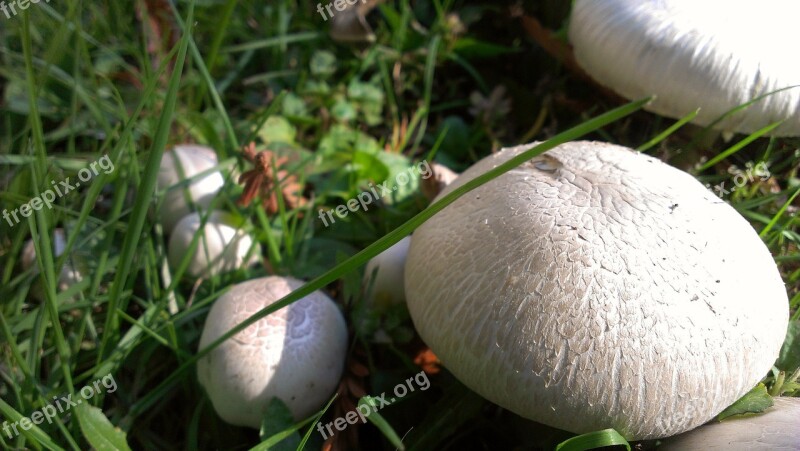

[716,383,774,421]
[331,97,358,123]
[555,429,630,451]
[258,116,298,146]
[282,93,309,119]
[777,321,800,372]
[75,403,132,451]
[310,50,337,78]
[259,398,301,451]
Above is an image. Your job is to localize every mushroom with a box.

[167,210,260,279]
[421,162,460,201]
[363,236,412,309]
[22,228,84,300]
[404,141,789,440]
[157,144,225,233]
[363,163,459,308]
[197,276,348,428]
[661,397,800,450]
[569,0,800,136]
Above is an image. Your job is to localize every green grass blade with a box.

[0,397,65,451]
[697,120,784,172]
[637,109,699,152]
[98,1,196,360]
[556,429,630,451]
[759,187,800,238]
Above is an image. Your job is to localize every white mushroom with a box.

[661,397,800,450]
[157,144,225,233]
[569,0,800,136]
[167,211,260,279]
[22,228,83,300]
[421,163,460,201]
[363,236,412,309]
[404,141,788,440]
[197,276,348,428]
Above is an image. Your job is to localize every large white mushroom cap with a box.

[405,141,789,440]
[569,0,800,136]
[197,276,348,428]
[167,210,260,279]
[157,144,225,233]
[662,397,800,450]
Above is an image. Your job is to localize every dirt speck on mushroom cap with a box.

[405,141,789,440]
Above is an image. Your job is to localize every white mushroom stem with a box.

[197,276,348,428]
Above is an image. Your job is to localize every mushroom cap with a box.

[167,211,260,279]
[404,141,788,440]
[661,397,800,450]
[364,236,412,309]
[157,144,225,233]
[569,0,800,136]
[197,276,348,428]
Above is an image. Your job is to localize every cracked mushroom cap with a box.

[569,0,800,136]
[662,397,800,450]
[404,141,788,440]
[157,144,225,233]
[197,276,348,428]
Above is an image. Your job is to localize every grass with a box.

[1,1,799,450]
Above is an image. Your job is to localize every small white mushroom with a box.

[421,163,460,201]
[363,164,458,308]
[167,211,260,279]
[661,397,800,450]
[405,141,789,440]
[197,276,348,428]
[363,236,412,309]
[22,228,83,300]
[157,144,225,233]
[569,0,800,136]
